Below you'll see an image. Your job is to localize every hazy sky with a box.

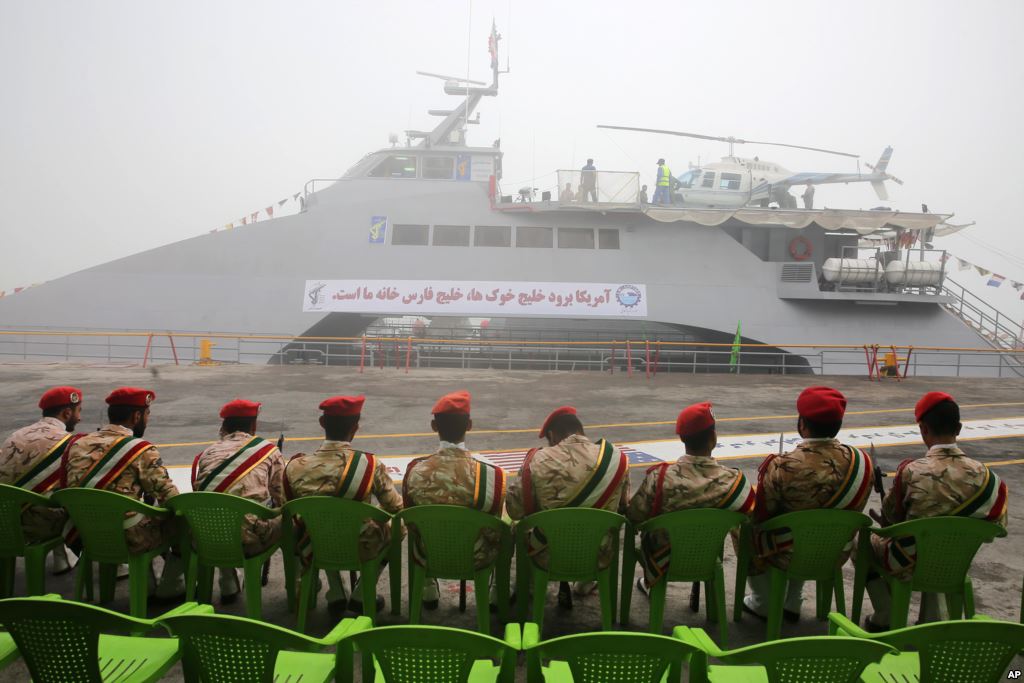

[1,1,1022,317]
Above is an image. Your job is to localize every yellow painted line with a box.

[151,401,1024,450]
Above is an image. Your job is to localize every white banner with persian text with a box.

[303,280,647,317]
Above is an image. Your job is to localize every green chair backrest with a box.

[397,505,507,578]
[518,508,626,578]
[528,631,696,683]
[0,483,53,557]
[713,635,895,683]
[0,596,158,682]
[831,613,1024,683]
[638,508,746,581]
[283,496,391,570]
[168,492,279,566]
[160,612,331,683]
[757,509,871,580]
[342,625,513,683]
[52,488,167,564]
[873,516,1006,593]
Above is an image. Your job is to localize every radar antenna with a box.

[597,125,859,158]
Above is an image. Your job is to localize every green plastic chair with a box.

[159,610,365,683]
[0,483,66,596]
[675,625,896,683]
[393,505,512,634]
[0,631,17,672]
[829,612,1024,682]
[737,509,872,640]
[620,509,748,642]
[522,621,698,683]
[0,595,211,682]
[338,623,519,683]
[284,496,395,633]
[166,491,281,619]
[515,508,625,635]
[52,487,173,618]
[865,516,1006,629]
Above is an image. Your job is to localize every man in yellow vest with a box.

[653,158,673,205]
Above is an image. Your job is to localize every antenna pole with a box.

[464,0,473,144]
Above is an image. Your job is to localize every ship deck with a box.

[1,364,1021,679]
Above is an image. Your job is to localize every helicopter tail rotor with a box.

[864,146,903,200]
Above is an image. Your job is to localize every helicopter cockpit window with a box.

[368,155,418,179]
[701,172,716,188]
[423,156,455,179]
[719,173,742,191]
[677,170,699,189]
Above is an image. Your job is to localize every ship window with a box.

[475,225,511,247]
[368,155,418,179]
[598,229,620,250]
[392,224,429,245]
[558,228,595,249]
[701,172,716,188]
[719,172,742,191]
[433,225,470,247]
[516,226,553,248]
[423,156,455,180]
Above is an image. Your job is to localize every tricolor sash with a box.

[643,466,755,582]
[192,437,277,494]
[756,444,873,559]
[882,465,1008,573]
[63,436,154,544]
[15,433,80,495]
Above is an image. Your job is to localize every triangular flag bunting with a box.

[987,274,1005,287]
[293,192,301,201]
[1011,281,1023,291]
[224,223,233,230]
[240,217,247,225]
[278,198,288,207]
[975,265,990,277]
[265,206,274,219]
[957,258,971,271]
[250,211,259,223]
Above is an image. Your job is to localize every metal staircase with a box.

[941,278,1024,374]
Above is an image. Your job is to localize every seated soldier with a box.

[506,405,628,607]
[61,387,184,599]
[743,386,874,622]
[285,395,402,614]
[864,392,1009,630]
[403,390,506,609]
[627,402,755,593]
[191,399,284,604]
[0,386,85,574]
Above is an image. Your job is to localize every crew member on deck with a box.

[627,402,755,593]
[0,386,84,575]
[191,399,284,603]
[742,386,874,622]
[285,395,402,615]
[61,387,184,600]
[506,406,628,607]
[403,390,506,609]
[653,159,672,205]
[863,392,1009,631]
[580,159,598,202]
[802,183,815,209]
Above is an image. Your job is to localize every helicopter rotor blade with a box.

[597,125,858,158]
[865,163,905,186]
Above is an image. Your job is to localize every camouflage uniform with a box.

[0,417,72,543]
[192,431,285,556]
[506,434,628,569]
[873,444,1009,580]
[285,440,403,561]
[402,443,506,569]
[62,424,179,554]
[627,454,754,583]
[755,437,872,571]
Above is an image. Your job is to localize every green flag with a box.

[729,321,742,373]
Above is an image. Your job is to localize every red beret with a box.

[39,386,83,411]
[432,390,471,415]
[539,406,577,438]
[319,395,365,417]
[796,386,846,423]
[676,402,715,437]
[220,399,261,419]
[915,391,954,422]
[105,387,155,408]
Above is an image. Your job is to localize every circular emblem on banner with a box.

[615,284,642,308]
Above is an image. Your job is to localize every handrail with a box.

[942,278,1023,352]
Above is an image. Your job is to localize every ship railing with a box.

[0,330,1022,378]
[942,278,1024,354]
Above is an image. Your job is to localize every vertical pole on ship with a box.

[142,334,153,369]
[626,339,633,378]
[654,340,661,377]
[645,340,651,379]
[359,335,366,373]
[167,334,179,366]
[609,341,616,374]
[405,337,412,374]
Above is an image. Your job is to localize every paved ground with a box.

[2,364,1023,680]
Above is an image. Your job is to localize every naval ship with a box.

[0,26,1014,374]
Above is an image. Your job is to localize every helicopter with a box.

[597,125,904,209]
